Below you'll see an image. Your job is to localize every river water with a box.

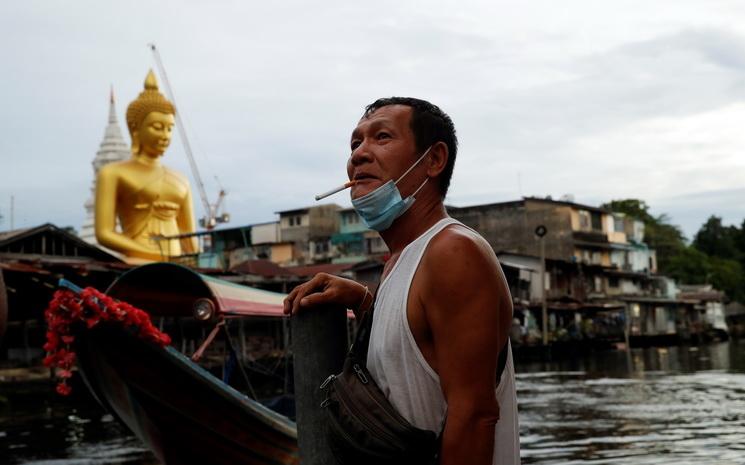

[2,341,744,464]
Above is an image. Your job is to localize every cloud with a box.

[1,1,744,240]
[652,188,745,240]
[448,29,745,218]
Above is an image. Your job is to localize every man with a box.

[283,97,520,464]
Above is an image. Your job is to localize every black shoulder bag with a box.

[319,302,510,465]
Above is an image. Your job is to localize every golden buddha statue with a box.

[95,70,198,262]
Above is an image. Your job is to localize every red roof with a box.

[230,260,295,278]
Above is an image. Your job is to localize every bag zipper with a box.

[320,374,335,390]
[353,363,368,384]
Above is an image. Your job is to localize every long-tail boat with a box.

[63,262,300,465]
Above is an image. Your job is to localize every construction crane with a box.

[148,43,230,230]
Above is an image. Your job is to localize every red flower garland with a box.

[43,287,171,395]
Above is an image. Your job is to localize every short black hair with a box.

[363,97,458,197]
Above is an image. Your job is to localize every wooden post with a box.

[291,306,347,465]
[624,305,633,372]
[282,317,291,396]
[533,225,548,347]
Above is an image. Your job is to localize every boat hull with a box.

[74,323,299,465]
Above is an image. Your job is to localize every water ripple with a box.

[516,341,745,464]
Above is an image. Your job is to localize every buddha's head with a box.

[126,70,176,158]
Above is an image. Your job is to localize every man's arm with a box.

[421,228,512,465]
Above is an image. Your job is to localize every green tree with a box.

[601,199,655,223]
[734,218,745,267]
[693,216,740,260]
[708,256,745,302]
[665,248,745,302]
[665,246,710,285]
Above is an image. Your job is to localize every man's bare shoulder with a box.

[419,222,512,338]
[420,223,503,297]
[426,223,498,270]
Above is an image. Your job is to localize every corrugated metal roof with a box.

[448,197,611,214]
[230,260,295,278]
[0,227,32,243]
[0,223,121,262]
[498,254,541,272]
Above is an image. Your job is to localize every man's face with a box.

[347,105,422,199]
[137,111,175,157]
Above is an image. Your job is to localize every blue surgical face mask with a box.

[351,146,432,231]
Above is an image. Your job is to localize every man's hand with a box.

[282,273,371,317]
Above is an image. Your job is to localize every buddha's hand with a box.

[283,273,371,317]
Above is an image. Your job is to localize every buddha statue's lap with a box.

[95,70,197,263]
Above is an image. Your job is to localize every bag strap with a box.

[348,288,377,361]
[496,338,509,384]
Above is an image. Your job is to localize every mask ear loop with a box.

[395,146,433,184]
[410,178,428,198]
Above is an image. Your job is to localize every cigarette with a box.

[315,181,355,201]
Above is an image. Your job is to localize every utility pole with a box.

[535,225,548,346]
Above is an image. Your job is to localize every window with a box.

[613,216,625,233]
[591,212,602,231]
[579,210,590,230]
[315,241,329,254]
[609,276,619,288]
[345,213,359,224]
[366,237,386,253]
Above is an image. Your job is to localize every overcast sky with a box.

[2,1,744,241]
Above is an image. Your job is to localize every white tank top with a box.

[366,217,521,464]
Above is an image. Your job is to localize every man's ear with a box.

[426,141,449,178]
